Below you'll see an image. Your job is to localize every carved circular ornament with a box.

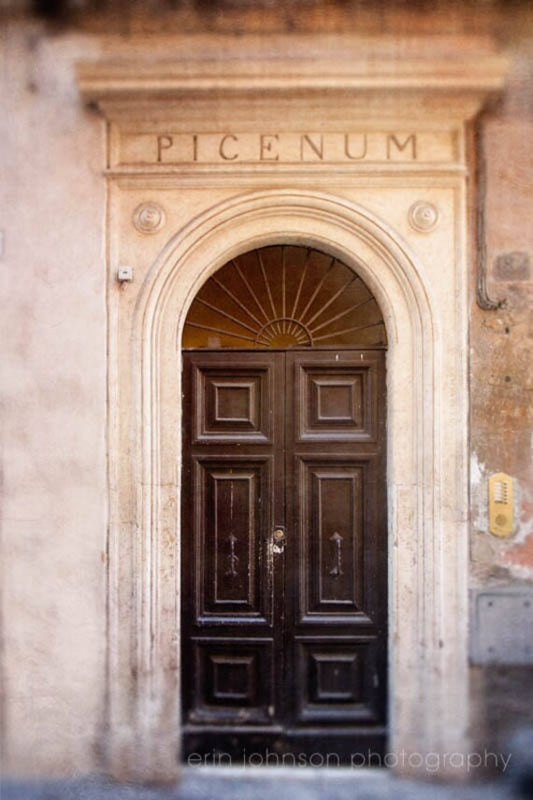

[408,201,439,233]
[133,202,166,234]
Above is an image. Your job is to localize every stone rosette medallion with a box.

[133,202,166,234]
[408,201,439,232]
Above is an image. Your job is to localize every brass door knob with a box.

[272,528,286,553]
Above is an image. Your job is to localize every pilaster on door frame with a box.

[77,36,507,781]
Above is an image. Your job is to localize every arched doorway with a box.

[181,245,388,764]
[97,186,472,780]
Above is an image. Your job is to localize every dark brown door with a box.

[181,348,387,765]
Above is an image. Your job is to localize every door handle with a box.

[272,528,286,554]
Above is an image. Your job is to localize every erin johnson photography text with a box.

[187,749,512,773]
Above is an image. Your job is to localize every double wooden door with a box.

[181,348,387,764]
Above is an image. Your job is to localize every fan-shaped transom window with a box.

[182,245,386,349]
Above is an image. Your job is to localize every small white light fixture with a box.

[117,265,134,282]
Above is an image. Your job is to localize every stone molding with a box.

[77,41,507,99]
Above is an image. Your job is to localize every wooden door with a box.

[181,348,387,765]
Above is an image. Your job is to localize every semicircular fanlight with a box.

[182,245,386,349]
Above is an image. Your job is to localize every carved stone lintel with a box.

[133,202,166,234]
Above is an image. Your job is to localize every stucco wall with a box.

[1,1,532,777]
[1,23,108,775]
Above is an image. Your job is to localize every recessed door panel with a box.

[193,364,274,442]
[189,638,274,725]
[196,459,270,620]
[296,363,378,441]
[295,639,381,724]
[299,461,364,616]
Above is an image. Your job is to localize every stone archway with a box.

[108,189,467,779]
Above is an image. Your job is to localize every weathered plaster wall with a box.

[1,24,107,775]
[0,0,532,778]
[470,86,533,585]
[468,33,533,756]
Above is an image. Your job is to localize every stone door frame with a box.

[110,189,464,779]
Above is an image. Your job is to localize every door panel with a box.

[299,461,365,616]
[295,638,382,724]
[182,349,387,763]
[296,362,378,441]
[193,363,274,442]
[190,638,275,725]
[182,352,284,744]
[197,460,270,620]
